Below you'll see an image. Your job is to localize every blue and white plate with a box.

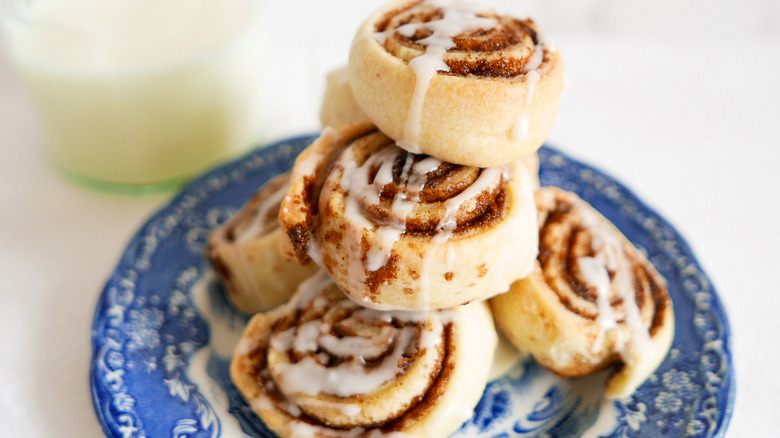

[90,135,734,438]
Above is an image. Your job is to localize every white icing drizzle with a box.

[511,69,540,140]
[513,115,530,141]
[291,271,336,309]
[412,156,442,174]
[249,393,274,412]
[510,44,543,140]
[307,232,324,266]
[374,0,497,151]
[446,245,456,271]
[335,145,429,289]
[577,256,617,354]
[535,29,557,53]
[352,307,457,330]
[400,44,448,153]
[251,292,463,437]
[294,128,343,267]
[266,276,449,402]
[575,212,652,361]
[318,326,395,357]
[271,325,436,397]
[433,166,505,244]
[252,387,304,418]
[374,0,554,147]
[333,137,511,307]
[234,334,258,357]
[620,275,652,359]
[234,181,289,244]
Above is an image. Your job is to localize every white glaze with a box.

[576,208,652,360]
[433,166,504,244]
[374,0,554,149]
[374,0,497,150]
[234,181,289,244]
[268,274,447,398]
[511,69,541,140]
[400,45,449,153]
[271,326,430,397]
[446,246,456,271]
[291,271,336,309]
[339,145,402,281]
[334,136,510,308]
[577,256,617,354]
[319,326,395,358]
[510,41,544,141]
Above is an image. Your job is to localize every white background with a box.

[1,0,778,436]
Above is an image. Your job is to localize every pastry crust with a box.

[348,0,565,167]
[319,66,370,129]
[319,64,542,188]
[489,187,675,398]
[206,173,318,314]
[231,272,497,437]
[279,122,539,310]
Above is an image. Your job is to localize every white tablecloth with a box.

[1,0,778,436]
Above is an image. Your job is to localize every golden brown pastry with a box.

[349,0,565,167]
[490,187,675,398]
[319,65,542,188]
[231,271,497,437]
[279,122,538,310]
[206,173,318,314]
[319,66,371,129]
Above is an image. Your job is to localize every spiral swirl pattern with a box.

[332,129,506,239]
[534,188,664,328]
[231,272,497,437]
[377,1,554,78]
[490,187,674,398]
[206,173,317,313]
[279,122,538,310]
[349,0,565,167]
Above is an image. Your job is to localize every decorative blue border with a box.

[90,136,734,438]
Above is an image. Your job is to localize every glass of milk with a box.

[3,0,266,194]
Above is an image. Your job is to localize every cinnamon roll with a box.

[319,66,370,129]
[489,187,675,398]
[279,122,538,310]
[206,173,318,314]
[320,65,541,188]
[349,0,565,167]
[231,271,497,437]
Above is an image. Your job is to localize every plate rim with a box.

[541,148,736,438]
[89,134,735,438]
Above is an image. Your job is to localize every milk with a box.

[4,0,265,190]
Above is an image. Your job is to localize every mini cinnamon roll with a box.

[231,271,497,437]
[206,173,318,314]
[319,64,541,188]
[319,66,370,130]
[279,122,538,310]
[489,187,675,398]
[349,0,565,167]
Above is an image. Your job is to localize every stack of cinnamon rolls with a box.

[207,0,675,436]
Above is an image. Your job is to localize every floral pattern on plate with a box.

[91,136,734,438]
